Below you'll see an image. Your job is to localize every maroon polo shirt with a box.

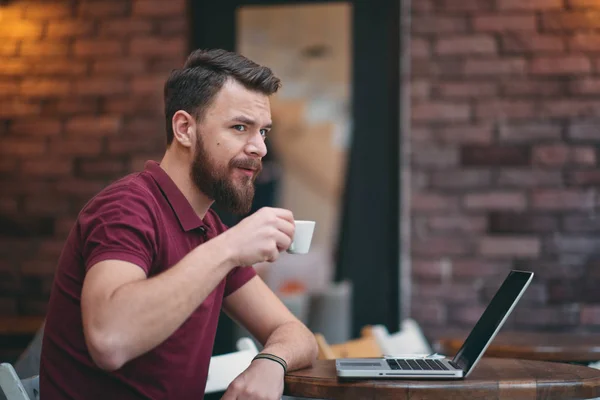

[40,161,256,400]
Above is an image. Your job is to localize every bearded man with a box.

[39,48,317,400]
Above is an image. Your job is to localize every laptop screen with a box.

[452,270,533,374]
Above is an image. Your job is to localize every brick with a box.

[0,158,17,174]
[79,1,130,17]
[132,75,167,95]
[412,59,464,78]
[156,18,188,36]
[569,121,600,141]
[107,138,162,155]
[93,59,147,74]
[77,159,126,177]
[130,37,187,57]
[411,80,430,99]
[20,260,57,276]
[428,215,488,233]
[412,236,471,256]
[0,100,40,117]
[461,145,530,166]
[546,235,600,254]
[24,3,73,19]
[502,80,566,97]
[530,56,591,75]
[541,11,600,31]
[411,260,449,282]
[582,306,600,326]
[567,0,600,7]
[497,169,563,186]
[502,34,565,53]
[132,0,186,16]
[411,38,430,59]
[0,81,19,96]
[22,159,72,177]
[410,302,446,325]
[411,102,470,122]
[411,16,468,34]
[449,305,487,325]
[10,119,63,137]
[498,122,562,142]
[411,193,459,212]
[569,171,600,185]
[430,170,491,189]
[0,139,45,156]
[532,189,594,210]
[100,19,153,36]
[464,58,526,76]
[66,116,121,136]
[564,214,600,232]
[32,61,88,76]
[0,298,17,315]
[56,179,108,198]
[412,0,433,13]
[20,41,70,56]
[435,35,496,55]
[0,41,18,56]
[55,217,76,236]
[497,0,563,10]
[20,79,71,97]
[435,124,494,144]
[0,20,42,39]
[44,98,99,116]
[452,259,512,279]
[49,138,102,156]
[23,196,68,216]
[410,127,433,143]
[473,15,536,32]
[74,39,125,57]
[412,146,459,167]
[569,34,600,51]
[73,78,128,96]
[0,60,29,76]
[547,279,583,303]
[479,236,541,257]
[570,78,600,95]
[540,100,600,118]
[414,283,479,303]
[437,0,494,11]
[572,146,597,165]
[435,82,497,98]
[532,144,569,166]
[464,192,527,210]
[489,213,558,233]
[47,21,95,38]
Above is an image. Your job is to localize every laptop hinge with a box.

[448,361,461,370]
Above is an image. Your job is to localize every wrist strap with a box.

[252,353,288,373]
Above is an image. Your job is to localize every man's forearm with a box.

[260,321,318,372]
[92,236,235,368]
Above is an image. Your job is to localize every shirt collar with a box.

[144,160,204,232]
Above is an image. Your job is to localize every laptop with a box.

[335,269,534,379]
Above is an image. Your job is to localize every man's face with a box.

[191,79,271,215]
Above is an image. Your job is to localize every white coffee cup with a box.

[287,220,315,254]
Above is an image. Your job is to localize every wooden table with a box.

[435,331,600,363]
[283,359,600,399]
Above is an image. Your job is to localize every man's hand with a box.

[220,359,285,400]
[219,207,295,266]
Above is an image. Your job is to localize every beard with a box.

[191,135,262,215]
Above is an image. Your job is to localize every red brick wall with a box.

[0,0,188,315]
[410,0,600,332]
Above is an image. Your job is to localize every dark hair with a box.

[163,48,281,145]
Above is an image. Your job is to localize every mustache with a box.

[229,157,262,171]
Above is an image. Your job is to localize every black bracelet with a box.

[252,353,288,373]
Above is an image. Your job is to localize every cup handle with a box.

[287,242,295,253]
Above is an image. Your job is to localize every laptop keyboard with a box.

[386,358,449,371]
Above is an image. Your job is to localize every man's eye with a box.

[233,125,246,132]
[260,129,268,137]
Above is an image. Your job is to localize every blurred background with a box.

[1,0,600,368]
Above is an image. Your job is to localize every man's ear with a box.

[172,110,196,148]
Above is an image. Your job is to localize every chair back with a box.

[205,337,259,394]
[0,363,34,400]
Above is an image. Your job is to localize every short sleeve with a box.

[79,187,157,275]
[224,266,257,297]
